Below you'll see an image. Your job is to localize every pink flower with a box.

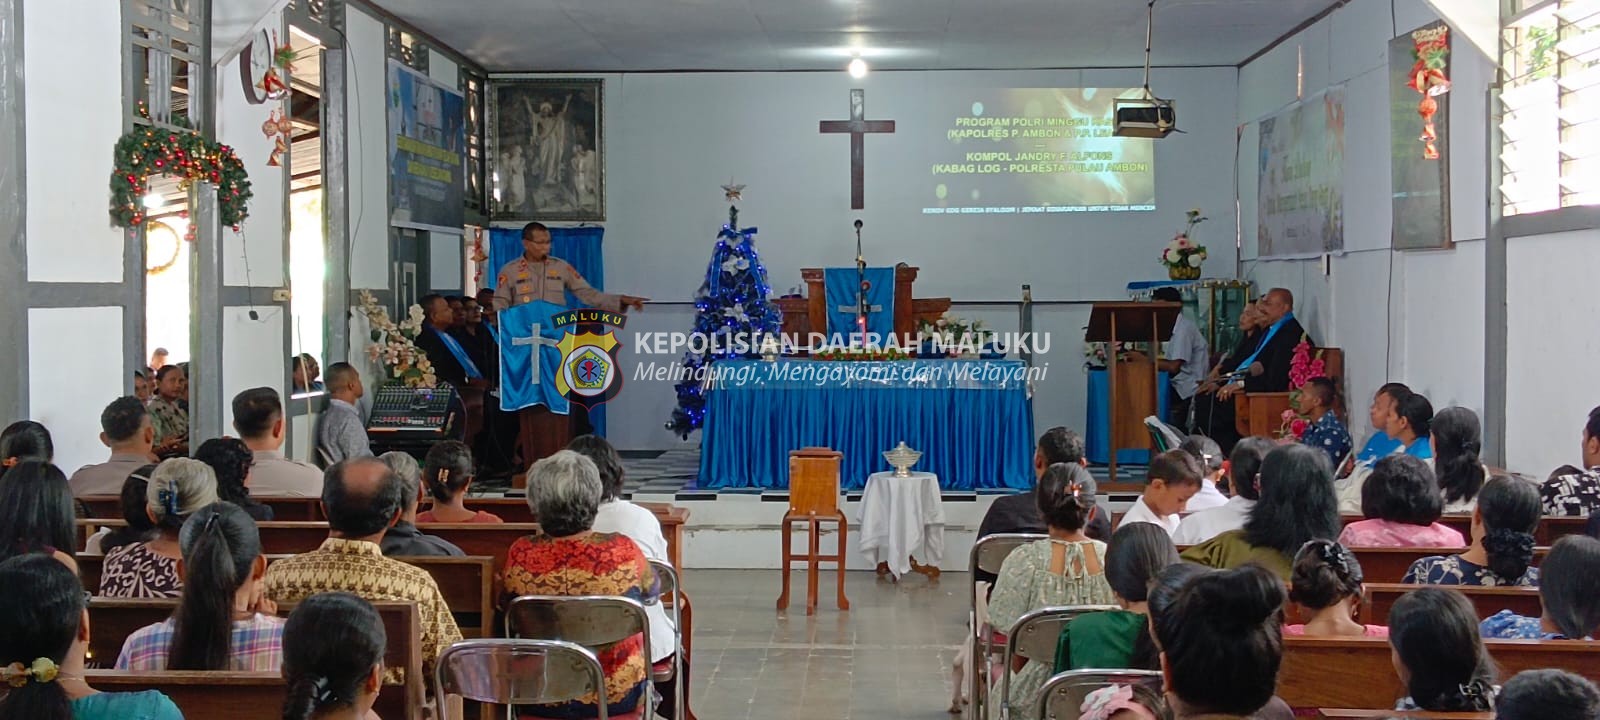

[1289,418,1310,438]
[1175,234,1192,249]
[1281,409,1297,422]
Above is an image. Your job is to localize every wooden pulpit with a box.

[778,447,849,615]
[775,266,952,343]
[1086,302,1182,481]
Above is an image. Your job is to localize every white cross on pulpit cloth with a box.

[837,304,884,314]
[510,323,562,385]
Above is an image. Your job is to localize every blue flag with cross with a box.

[496,300,571,415]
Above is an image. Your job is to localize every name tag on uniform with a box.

[517,271,529,279]
[547,271,561,278]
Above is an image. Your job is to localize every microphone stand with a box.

[854,219,867,343]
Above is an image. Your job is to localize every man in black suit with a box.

[1193,287,1309,453]
[415,293,489,450]
[453,294,517,476]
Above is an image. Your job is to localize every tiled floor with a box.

[684,568,968,719]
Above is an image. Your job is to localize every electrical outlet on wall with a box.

[272,288,292,302]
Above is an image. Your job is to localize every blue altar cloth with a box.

[698,359,1035,491]
[1084,368,1171,466]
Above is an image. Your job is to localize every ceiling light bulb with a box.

[142,192,164,209]
[848,57,868,79]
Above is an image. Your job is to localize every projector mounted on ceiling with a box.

[1114,98,1176,138]
[1118,0,1180,139]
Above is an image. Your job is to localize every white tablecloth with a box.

[858,471,946,578]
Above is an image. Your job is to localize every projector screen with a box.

[924,88,1156,215]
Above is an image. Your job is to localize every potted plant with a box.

[1160,208,1209,280]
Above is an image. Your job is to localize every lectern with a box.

[1085,302,1182,481]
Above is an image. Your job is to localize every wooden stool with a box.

[777,447,850,615]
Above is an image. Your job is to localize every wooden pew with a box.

[1318,710,1490,720]
[1279,636,1600,709]
[1362,583,1542,625]
[78,552,494,639]
[85,598,422,720]
[78,495,323,521]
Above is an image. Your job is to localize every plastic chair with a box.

[1035,669,1163,720]
[647,559,684,720]
[967,533,1047,720]
[433,638,608,720]
[999,605,1120,720]
[504,595,652,720]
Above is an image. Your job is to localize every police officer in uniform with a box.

[493,221,648,477]
[493,221,648,313]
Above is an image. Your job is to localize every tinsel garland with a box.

[109,117,252,231]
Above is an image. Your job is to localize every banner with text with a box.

[388,60,466,233]
[1257,86,1346,258]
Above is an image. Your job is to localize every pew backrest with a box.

[1279,636,1600,709]
[1362,583,1543,625]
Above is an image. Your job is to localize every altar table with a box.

[698,359,1034,490]
[858,471,946,578]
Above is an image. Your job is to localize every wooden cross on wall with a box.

[819,88,896,210]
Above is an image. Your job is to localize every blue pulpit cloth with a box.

[698,359,1034,491]
[825,267,895,340]
[496,300,570,415]
[1084,368,1170,466]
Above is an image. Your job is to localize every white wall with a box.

[218,45,286,289]
[1237,0,1494,448]
[510,67,1240,449]
[29,308,124,473]
[1505,229,1600,474]
[346,6,389,290]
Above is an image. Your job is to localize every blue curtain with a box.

[487,226,607,436]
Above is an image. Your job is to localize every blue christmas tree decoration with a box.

[666,200,782,438]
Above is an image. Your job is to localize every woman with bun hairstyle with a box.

[1403,476,1541,587]
[100,458,219,598]
[1481,535,1600,640]
[1055,523,1180,672]
[414,441,501,524]
[1149,563,1294,720]
[987,462,1114,720]
[279,592,385,720]
[0,421,53,472]
[1285,539,1386,637]
[1388,588,1497,711]
[1432,407,1487,513]
[1389,392,1435,460]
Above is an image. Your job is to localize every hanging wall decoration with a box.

[109,113,252,234]
[1407,25,1451,160]
[1389,20,1453,251]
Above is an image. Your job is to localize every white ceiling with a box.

[369,0,1344,73]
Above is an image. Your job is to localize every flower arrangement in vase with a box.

[1161,208,1209,280]
[1277,335,1328,440]
[358,290,437,388]
[916,313,987,357]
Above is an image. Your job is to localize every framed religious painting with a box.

[488,78,604,222]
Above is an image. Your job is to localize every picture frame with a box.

[488,78,604,222]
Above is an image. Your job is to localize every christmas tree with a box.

[666,188,783,438]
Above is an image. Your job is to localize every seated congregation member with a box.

[233,387,323,497]
[147,365,189,458]
[1388,588,1497,712]
[501,451,659,719]
[415,441,502,523]
[0,460,77,566]
[567,434,685,717]
[1295,378,1351,470]
[280,592,386,720]
[84,466,159,555]
[1173,437,1274,545]
[1182,444,1341,580]
[1403,476,1541,587]
[1388,391,1434,461]
[116,502,283,670]
[1338,455,1465,547]
[0,420,53,469]
[1285,539,1386,637]
[1121,449,1204,536]
[986,463,1113,720]
[415,294,489,391]
[1055,523,1178,672]
[1542,406,1600,517]
[101,458,218,598]
[377,451,463,557]
[1480,535,1600,640]
[975,426,1111,586]
[263,457,461,681]
[290,353,324,394]
[133,370,153,403]
[194,437,272,521]
[1149,564,1295,720]
[1433,407,1487,513]
[68,397,155,496]
[1193,301,1265,402]
[0,554,184,720]
[1497,670,1600,720]
[316,363,373,466]
[1178,435,1228,511]
[1193,288,1307,453]
[1346,383,1411,473]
